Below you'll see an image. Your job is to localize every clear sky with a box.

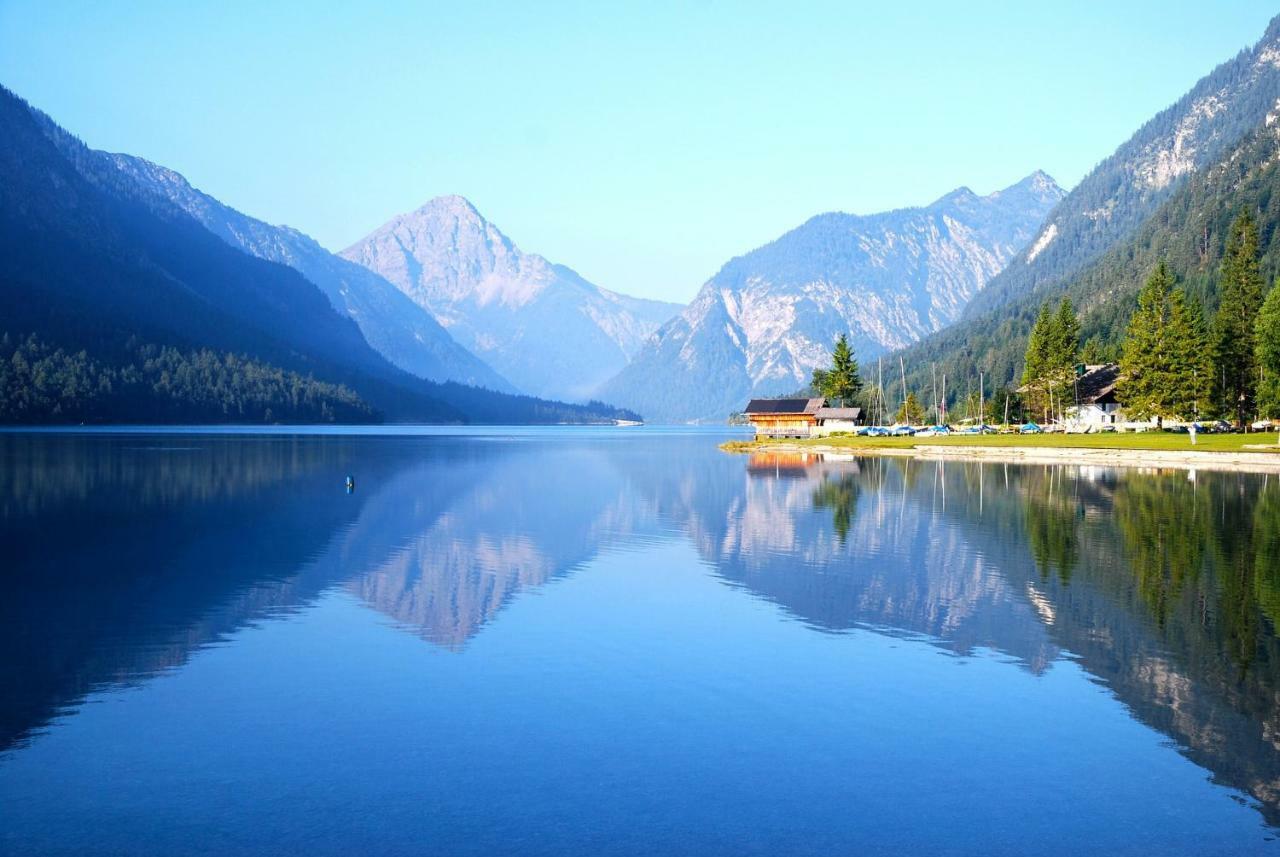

[1,1,1276,303]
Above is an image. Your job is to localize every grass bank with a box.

[721,431,1280,455]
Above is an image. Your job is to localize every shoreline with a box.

[722,439,1280,474]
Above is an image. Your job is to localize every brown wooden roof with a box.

[743,397,825,415]
[1075,364,1122,405]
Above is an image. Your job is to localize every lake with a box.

[2,427,1279,855]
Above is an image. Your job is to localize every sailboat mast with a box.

[899,356,908,422]
[877,358,883,426]
[931,363,942,427]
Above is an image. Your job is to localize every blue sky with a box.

[1,1,1276,303]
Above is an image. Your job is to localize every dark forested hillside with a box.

[0,334,376,424]
[0,85,638,425]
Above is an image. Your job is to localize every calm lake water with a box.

[3,427,1280,855]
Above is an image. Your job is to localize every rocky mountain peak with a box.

[341,198,680,401]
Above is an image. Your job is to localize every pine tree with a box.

[1021,304,1055,420]
[1169,293,1213,421]
[1119,263,1176,423]
[1021,299,1079,421]
[1213,212,1266,426]
[813,334,861,405]
[1052,298,1081,372]
[1256,280,1280,419]
[895,391,926,425]
[1048,298,1081,415]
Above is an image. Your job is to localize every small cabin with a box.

[743,397,824,438]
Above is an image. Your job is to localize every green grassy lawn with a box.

[726,430,1280,454]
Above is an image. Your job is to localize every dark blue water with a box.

[2,427,1279,855]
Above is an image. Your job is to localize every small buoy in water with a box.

[345,475,355,493]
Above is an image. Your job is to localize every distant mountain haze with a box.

[340,196,682,401]
[597,172,1064,422]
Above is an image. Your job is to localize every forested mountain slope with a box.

[893,14,1280,395]
[965,14,1280,320]
[898,109,1280,398]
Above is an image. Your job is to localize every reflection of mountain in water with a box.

[341,442,655,647]
[5,432,1280,827]
[621,448,1061,670]
[0,434,668,750]
[0,433,388,751]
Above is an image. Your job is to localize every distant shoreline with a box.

[722,437,1280,474]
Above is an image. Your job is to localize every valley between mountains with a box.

[7,14,1280,425]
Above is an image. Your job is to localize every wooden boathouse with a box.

[743,398,825,438]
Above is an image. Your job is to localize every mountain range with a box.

[7,12,1280,425]
[598,172,1063,422]
[340,196,681,402]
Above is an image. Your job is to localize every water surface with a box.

[2,428,1279,855]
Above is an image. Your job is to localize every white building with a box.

[812,406,863,436]
[1065,364,1123,427]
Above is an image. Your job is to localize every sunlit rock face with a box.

[598,172,1063,423]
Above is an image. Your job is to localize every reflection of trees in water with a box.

[811,474,859,543]
[976,463,1280,825]
[767,454,1280,826]
[0,433,353,518]
[1022,469,1084,585]
[1254,490,1280,628]
[1112,475,1208,630]
[7,432,1280,826]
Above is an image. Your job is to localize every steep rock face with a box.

[49,148,515,393]
[340,196,681,401]
[597,172,1063,422]
[964,14,1280,318]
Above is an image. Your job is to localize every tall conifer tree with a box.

[1256,281,1280,419]
[1214,212,1265,425]
[812,334,861,406]
[1021,304,1055,420]
[1021,299,1079,421]
[1119,263,1176,422]
[1169,293,1213,420]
